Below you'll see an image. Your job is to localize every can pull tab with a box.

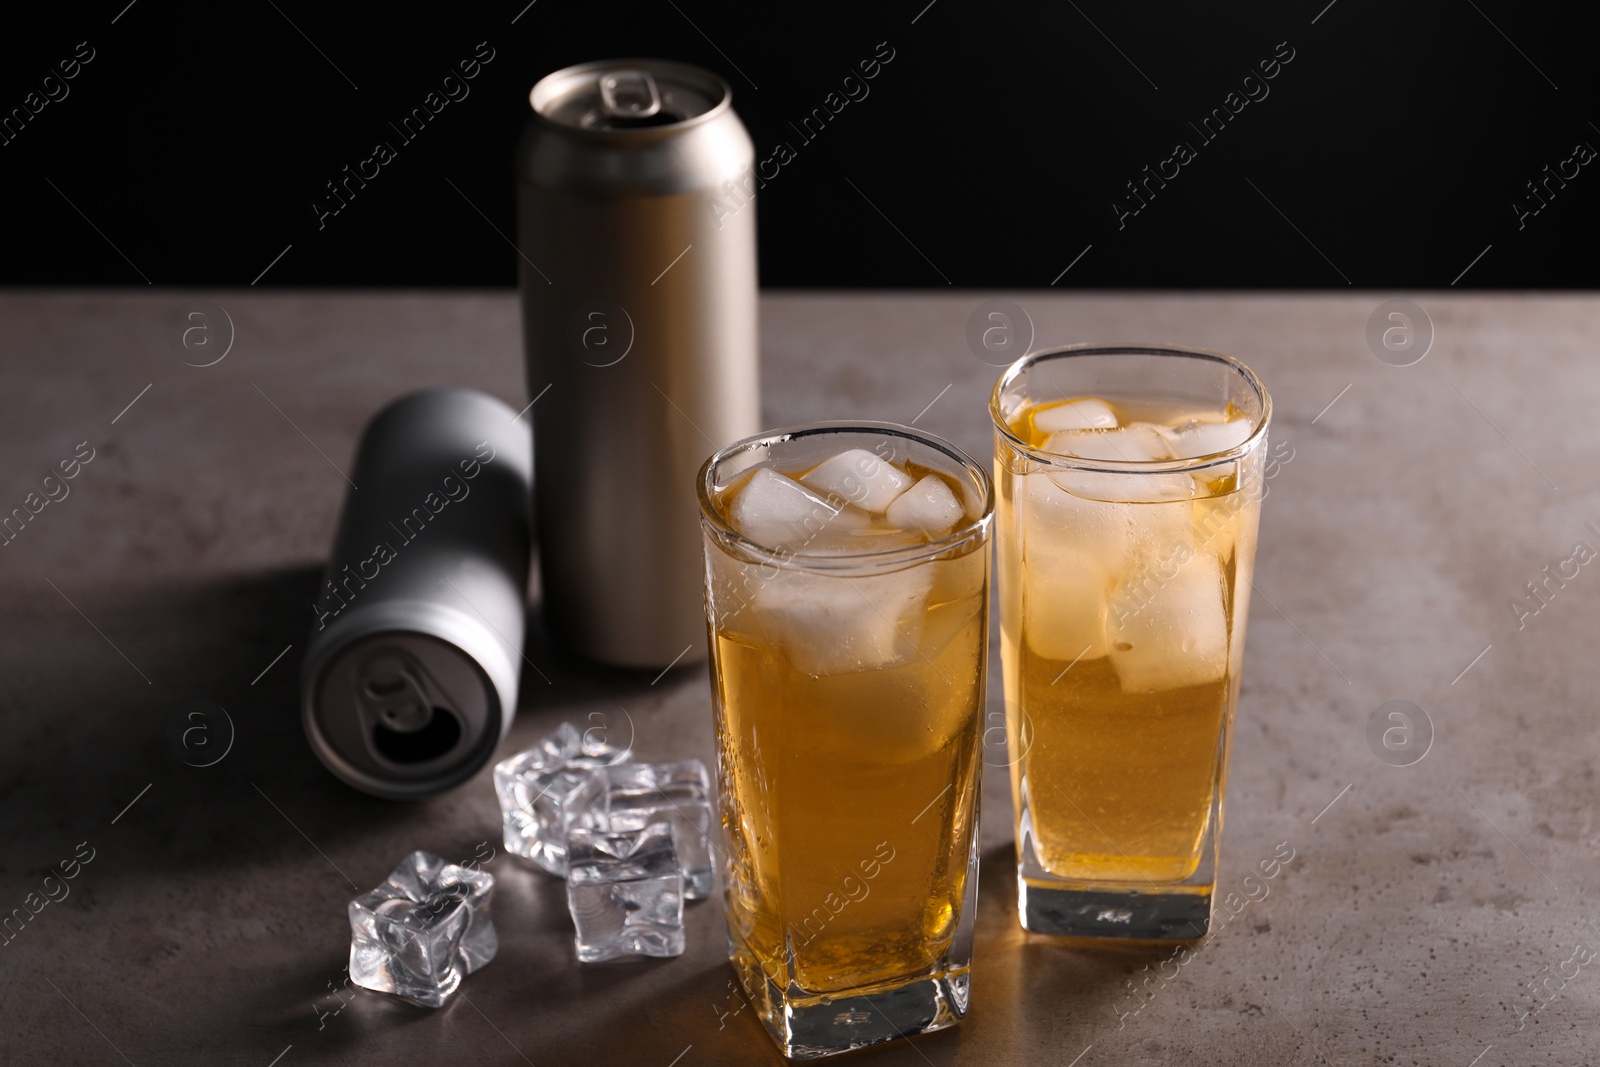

[357,651,432,732]
[599,69,662,121]
[356,650,463,764]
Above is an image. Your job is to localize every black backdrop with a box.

[2,0,1594,288]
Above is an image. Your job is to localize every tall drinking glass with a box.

[990,344,1271,940]
[698,422,993,1059]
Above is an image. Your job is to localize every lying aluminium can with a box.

[516,58,761,669]
[301,388,533,800]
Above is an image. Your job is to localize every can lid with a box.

[530,59,729,130]
[305,631,501,801]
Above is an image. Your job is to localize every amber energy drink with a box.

[991,344,1272,941]
[698,422,993,1059]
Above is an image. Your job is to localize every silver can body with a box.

[516,59,761,669]
[301,388,533,800]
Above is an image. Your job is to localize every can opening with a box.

[372,705,463,764]
[356,650,465,765]
[306,630,503,799]
[586,109,684,129]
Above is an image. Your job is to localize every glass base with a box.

[751,966,970,1060]
[1018,879,1211,941]
[1012,796,1218,942]
[728,809,982,1059]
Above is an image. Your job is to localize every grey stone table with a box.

[2,292,1596,1067]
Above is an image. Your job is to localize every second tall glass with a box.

[991,344,1272,941]
[698,422,993,1060]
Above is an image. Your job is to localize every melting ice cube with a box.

[1106,552,1229,693]
[1015,469,1128,663]
[1162,418,1253,459]
[800,449,915,514]
[1045,425,1194,503]
[753,564,935,677]
[1045,423,1170,462]
[885,473,965,538]
[1022,547,1113,662]
[731,468,852,549]
[1022,468,1130,567]
[1033,397,1118,433]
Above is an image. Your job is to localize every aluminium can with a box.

[301,388,533,800]
[516,58,761,669]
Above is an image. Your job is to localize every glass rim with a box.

[697,419,996,570]
[989,342,1273,474]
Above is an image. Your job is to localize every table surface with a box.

[2,291,1596,1067]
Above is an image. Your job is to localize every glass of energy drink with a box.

[697,422,993,1060]
[990,344,1271,941]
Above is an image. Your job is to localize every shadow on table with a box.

[0,562,700,885]
[970,842,1187,1056]
[4,561,752,1060]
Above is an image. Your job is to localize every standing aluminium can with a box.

[516,59,760,669]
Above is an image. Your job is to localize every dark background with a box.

[1,0,1593,288]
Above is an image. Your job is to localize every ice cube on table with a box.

[348,850,497,1008]
[800,448,915,513]
[754,563,935,676]
[1162,418,1253,458]
[495,722,626,876]
[1032,397,1118,433]
[567,822,685,963]
[885,473,965,537]
[1106,552,1229,693]
[567,760,715,900]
